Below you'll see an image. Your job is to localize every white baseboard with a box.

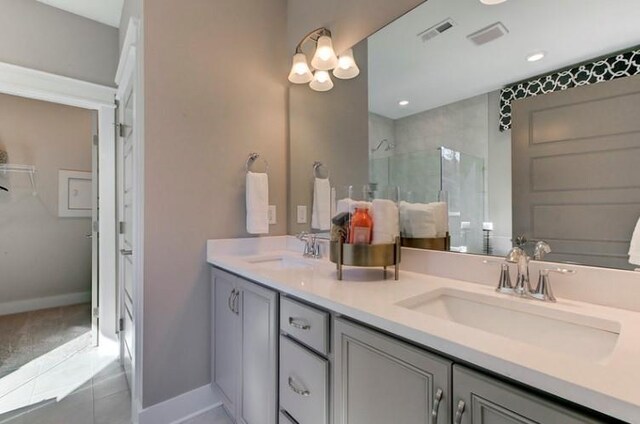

[0,291,91,316]
[138,384,223,424]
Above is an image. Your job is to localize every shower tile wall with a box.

[369,93,494,253]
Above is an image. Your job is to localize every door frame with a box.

[115,17,145,422]
[0,61,118,345]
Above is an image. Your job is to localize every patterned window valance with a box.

[499,47,640,131]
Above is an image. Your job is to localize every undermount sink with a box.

[246,255,314,271]
[397,288,621,363]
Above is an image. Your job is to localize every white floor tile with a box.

[94,390,130,424]
[181,406,233,424]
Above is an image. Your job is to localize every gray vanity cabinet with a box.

[452,365,603,424]
[333,318,452,424]
[212,268,278,424]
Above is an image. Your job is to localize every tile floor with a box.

[0,304,130,424]
[0,305,231,424]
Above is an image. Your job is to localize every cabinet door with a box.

[333,318,452,424]
[212,269,240,417]
[238,278,278,424]
[452,365,604,424]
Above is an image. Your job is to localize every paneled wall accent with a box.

[512,74,640,269]
[500,47,640,131]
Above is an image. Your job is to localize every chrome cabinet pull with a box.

[288,376,310,397]
[120,249,133,256]
[233,290,240,315]
[454,400,466,424]
[228,289,234,313]
[430,388,443,424]
[288,317,311,330]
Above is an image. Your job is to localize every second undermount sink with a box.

[397,288,621,363]
[246,255,314,271]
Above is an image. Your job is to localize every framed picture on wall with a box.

[58,170,92,218]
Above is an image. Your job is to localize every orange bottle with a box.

[349,203,373,244]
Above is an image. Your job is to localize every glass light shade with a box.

[288,53,313,84]
[309,70,334,92]
[311,35,339,71]
[333,49,360,79]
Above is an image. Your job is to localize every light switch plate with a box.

[269,205,277,225]
[297,205,307,224]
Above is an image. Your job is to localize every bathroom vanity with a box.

[208,237,640,424]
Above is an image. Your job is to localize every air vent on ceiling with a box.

[467,22,509,46]
[418,19,456,43]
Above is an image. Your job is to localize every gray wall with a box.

[141,0,288,407]
[0,93,92,309]
[0,0,119,86]
[487,91,512,251]
[288,42,369,234]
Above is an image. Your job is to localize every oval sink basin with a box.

[397,288,620,363]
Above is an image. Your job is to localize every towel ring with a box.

[313,161,329,179]
[246,153,269,173]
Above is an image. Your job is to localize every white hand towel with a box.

[628,217,640,265]
[312,178,331,231]
[246,171,269,234]
[431,202,449,238]
[371,199,400,244]
[406,206,437,238]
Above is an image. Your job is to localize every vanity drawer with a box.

[280,336,329,424]
[280,297,329,355]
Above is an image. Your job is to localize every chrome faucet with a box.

[501,242,576,302]
[296,231,321,259]
[506,247,532,296]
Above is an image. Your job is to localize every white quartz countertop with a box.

[207,238,640,423]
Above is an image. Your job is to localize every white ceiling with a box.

[37,0,124,27]
[368,0,640,119]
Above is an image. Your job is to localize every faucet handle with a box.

[533,241,551,261]
[483,260,514,294]
[531,268,576,302]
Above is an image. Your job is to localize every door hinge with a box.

[93,134,99,146]
[92,307,99,318]
[116,123,125,137]
[93,221,99,232]
[118,318,125,332]
[119,221,125,234]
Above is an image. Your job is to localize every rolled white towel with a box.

[371,199,399,244]
[400,203,437,238]
[246,171,269,234]
[431,202,449,238]
[629,217,640,265]
[312,178,331,231]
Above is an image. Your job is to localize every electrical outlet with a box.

[297,205,307,224]
[268,205,277,225]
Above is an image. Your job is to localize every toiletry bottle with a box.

[349,203,373,244]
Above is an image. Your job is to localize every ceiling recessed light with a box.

[398,100,409,106]
[526,51,546,62]
[479,0,507,4]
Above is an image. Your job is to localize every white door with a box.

[117,76,135,387]
[91,111,100,346]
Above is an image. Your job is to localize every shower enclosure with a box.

[370,146,486,253]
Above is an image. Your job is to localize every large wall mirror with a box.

[288,0,640,271]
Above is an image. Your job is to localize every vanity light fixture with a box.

[288,27,360,92]
[479,0,508,4]
[526,51,546,62]
[398,100,409,106]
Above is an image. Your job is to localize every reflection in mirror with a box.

[288,0,640,270]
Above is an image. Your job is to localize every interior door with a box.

[91,111,100,346]
[117,76,135,387]
[512,74,640,269]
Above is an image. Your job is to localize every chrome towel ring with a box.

[246,153,269,173]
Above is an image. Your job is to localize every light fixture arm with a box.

[295,27,332,53]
